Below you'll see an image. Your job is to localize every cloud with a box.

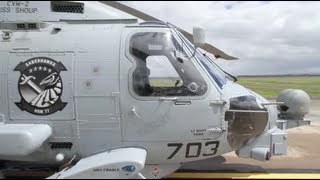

[224,4,233,10]
[120,1,320,75]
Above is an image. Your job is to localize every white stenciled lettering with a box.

[34,109,50,114]
[34,109,43,114]
[25,59,56,67]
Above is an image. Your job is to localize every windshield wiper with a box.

[203,53,238,82]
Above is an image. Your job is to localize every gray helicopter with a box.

[0,1,311,179]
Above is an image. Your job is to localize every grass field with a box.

[146,76,320,98]
[237,76,320,98]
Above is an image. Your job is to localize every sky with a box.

[121,1,320,76]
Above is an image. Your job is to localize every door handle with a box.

[174,101,191,105]
[131,107,141,119]
[159,97,177,101]
[210,100,226,106]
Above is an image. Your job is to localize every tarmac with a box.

[169,100,320,178]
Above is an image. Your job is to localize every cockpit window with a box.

[175,30,227,89]
[129,32,207,97]
[196,52,227,88]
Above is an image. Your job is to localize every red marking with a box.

[152,167,160,176]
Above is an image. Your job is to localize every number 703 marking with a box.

[167,141,220,159]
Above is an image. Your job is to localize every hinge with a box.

[207,127,225,133]
[0,114,4,124]
[210,99,226,106]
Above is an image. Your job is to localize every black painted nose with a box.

[225,95,269,150]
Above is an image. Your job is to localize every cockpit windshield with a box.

[173,29,227,89]
[129,31,208,97]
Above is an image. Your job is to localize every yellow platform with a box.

[168,172,320,179]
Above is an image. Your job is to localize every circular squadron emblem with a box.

[14,57,67,115]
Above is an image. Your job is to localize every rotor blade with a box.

[100,1,163,22]
[202,44,238,60]
[176,28,238,60]
[99,1,238,60]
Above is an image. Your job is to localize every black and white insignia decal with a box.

[14,57,67,115]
